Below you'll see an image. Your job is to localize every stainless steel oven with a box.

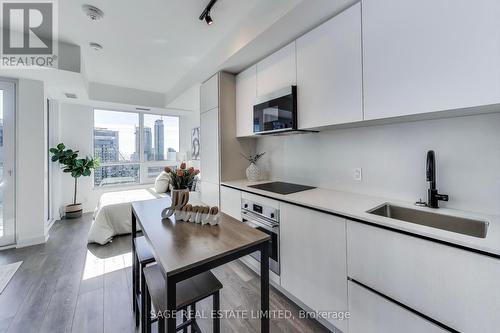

[241,198,280,275]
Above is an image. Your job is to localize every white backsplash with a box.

[255,112,500,215]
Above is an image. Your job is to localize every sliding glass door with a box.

[0,81,15,246]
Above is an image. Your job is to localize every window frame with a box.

[92,108,180,188]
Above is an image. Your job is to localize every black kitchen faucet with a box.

[426,150,449,208]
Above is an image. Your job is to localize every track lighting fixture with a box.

[205,11,213,25]
[199,0,218,25]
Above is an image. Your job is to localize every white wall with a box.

[256,113,500,215]
[57,103,96,213]
[48,99,61,221]
[16,78,48,247]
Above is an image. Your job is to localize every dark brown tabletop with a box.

[132,197,270,277]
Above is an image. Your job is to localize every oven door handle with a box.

[241,211,278,232]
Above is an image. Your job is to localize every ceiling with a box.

[59,0,297,93]
[1,0,357,110]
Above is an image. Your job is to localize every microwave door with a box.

[253,88,296,134]
[263,107,280,131]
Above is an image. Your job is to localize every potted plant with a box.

[50,143,100,219]
[242,152,265,182]
[164,162,199,208]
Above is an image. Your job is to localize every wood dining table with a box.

[131,197,271,332]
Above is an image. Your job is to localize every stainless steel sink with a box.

[367,203,488,238]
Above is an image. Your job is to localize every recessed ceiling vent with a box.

[89,42,103,51]
[64,93,77,99]
[136,107,151,111]
[82,4,104,21]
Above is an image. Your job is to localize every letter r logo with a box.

[2,2,53,54]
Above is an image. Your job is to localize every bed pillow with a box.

[154,171,171,193]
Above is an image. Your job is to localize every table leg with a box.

[166,278,177,333]
[132,212,137,314]
[260,242,270,333]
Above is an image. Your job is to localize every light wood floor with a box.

[0,214,329,333]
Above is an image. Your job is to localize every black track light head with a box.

[205,12,213,25]
[199,0,217,25]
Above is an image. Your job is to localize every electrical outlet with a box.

[354,168,362,181]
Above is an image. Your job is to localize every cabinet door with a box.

[280,203,347,331]
[200,108,219,184]
[348,281,447,333]
[200,74,219,113]
[347,221,500,332]
[363,0,500,120]
[200,181,219,207]
[297,3,362,129]
[220,186,241,220]
[256,42,296,97]
[236,65,256,137]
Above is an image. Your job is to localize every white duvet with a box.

[88,188,166,245]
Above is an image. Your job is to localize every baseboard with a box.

[15,234,49,248]
[0,244,17,251]
[45,218,57,233]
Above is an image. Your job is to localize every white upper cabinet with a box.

[297,3,363,129]
[236,65,256,137]
[200,74,218,113]
[362,0,500,120]
[256,42,296,97]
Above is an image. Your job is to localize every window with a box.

[93,109,179,187]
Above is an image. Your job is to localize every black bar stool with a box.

[143,264,222,333]
[133,236,155,328]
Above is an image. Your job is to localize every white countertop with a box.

[222,179,500,257]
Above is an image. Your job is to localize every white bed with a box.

[88,188,202,245]
[88,188,166,245]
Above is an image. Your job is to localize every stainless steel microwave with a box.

[253,86,297,135]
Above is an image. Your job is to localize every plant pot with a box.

[66,203,82,219]
[246,162,261,182]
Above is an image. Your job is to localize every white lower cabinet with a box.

[347,221,500,332]
[200,181,219,207]
[348,281,447,333]
[280,203,348,332]
[220,186,241,220]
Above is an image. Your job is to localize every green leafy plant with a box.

[165,162,199,190]
[50,143,100,205]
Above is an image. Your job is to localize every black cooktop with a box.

[248,181,316,195]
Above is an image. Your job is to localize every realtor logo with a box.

[1,0,58,68]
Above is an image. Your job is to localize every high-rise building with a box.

[94,128,119,185]
[94,128,119,162]
[134,126,153,161]
[144,127,153,160]
[154,119,164,160]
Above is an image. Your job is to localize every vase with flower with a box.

[161,162,200,217]
[242,152,265,182]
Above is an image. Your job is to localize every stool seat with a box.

[134,236,155,264]
[143,264,223,310]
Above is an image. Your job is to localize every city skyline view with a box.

[93,109,180,186]
[94,109,179,161]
